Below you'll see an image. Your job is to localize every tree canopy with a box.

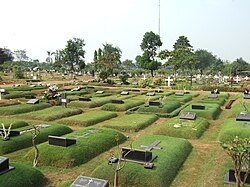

[0,48,14,64]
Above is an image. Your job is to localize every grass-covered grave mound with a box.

[91,134,192,187]
[4,85,45,92]
[181,102,221,120]
[0,118,29,128]
[17,106,83,121]
[218,118,250,143]
[155,116,209,139]
[164,94,193,103]
[0,124,72,154]
[2,91,36,99]
[102,99,144,112]
[25,128,126,168]
[198,92,229,106]
[57,110,117,126]
[104,113,158,132]
[0,163,47,187]
[224,99,250,118]
[0,99,20,107]
[0,102,51,115]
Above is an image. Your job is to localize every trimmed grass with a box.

[225,100,250,118]
[2,91,36,99]
[4,85,45,92]
[0,102,51,115]
[102,99,144,112]
[154,117,209,139]
[0,118,29,129]
[91,135,192,187]
[64,90,88,95]
[0,163,46,187]
[104,113,158,132]
[218,118,250,143]
[181,103,221,120]
[164,94,193,103]
[17,106,83,121]
[57,110,117,126]
[84,93,112,98]
[25,128,127,168]
[137,100,181,113]
[0,124,72,154]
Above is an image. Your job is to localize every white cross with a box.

[142,74,146,80]
[166,76,173,87]
[236,75,240,83]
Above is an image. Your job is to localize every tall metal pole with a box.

[158,0,161,37]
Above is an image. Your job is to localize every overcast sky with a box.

[1,0,250,63]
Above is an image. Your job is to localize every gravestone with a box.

[96,90,104,94]
[208,94,218,98]
[59,93,70,107]
[48,136,76,147]
[141,140,162,151]
[71,87,81,91]
[179,112,197,120]
[192,105,205,110]
[235,113,250,121]
[224,168,250,185]
[0,156,15,175]
[211,89,220,94]
[26,99,39,104]
[111,100,124,104]
[149,101,161,106]
[79,97,91,101]
[175,92,185,96]
[166,76,173,87]
[120,91,129,95]
[121,147,156,164]
[0,130,20,137]
[0,89,8,95]
[73,129,101,139]
[243,94,250,99]
[132,82,138,85]
[70,176,109,187]
[146,92,155,96]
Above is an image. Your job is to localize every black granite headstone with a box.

[111,100,124,104]
[236,113,250,121]
[179,112,197,120]
[225,168,250,185]
[48,136,76,147]
[149,101,161,106]
[26,99,39,104]
[79,97,91,101]
[0,130,20,137]
[192,105,205,110]
[70,176,109,187]
[0,156,15,175]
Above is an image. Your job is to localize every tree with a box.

[0,47,14,64]
[221,136,250,187]
[31,125,40,167]
[140,31,162,77]
[14,49,29,62]
[63,38,85,72]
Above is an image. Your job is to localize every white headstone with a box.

[236,75,240,83]
[166,76,173,87]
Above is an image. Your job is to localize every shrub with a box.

[91,135,192,187]
[25,128,126,168]
[119,71,129,84]
[14,68,25,79]
[152,77,162,85]
[172,82,192,90]
[104,114,158,132]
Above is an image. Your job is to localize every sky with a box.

[1,0,250,64]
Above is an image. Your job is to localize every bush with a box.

[119,71,129,84]
[14,68,25,79]
[57,111,117,126]
[91,135,192,187]
[152,77,162,85]
[25,128,126,168]
[172,82,192,90]
[104,113,158,132]
[155,117,209,139]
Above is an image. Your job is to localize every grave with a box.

[121,147,157,164]
[71,87,81,92]
[192,105,205,110]
[235,113,250,121]
[225,100,235,109]
[0,130,20,137]
[48,136,76,147]
[86,86,95,89]
[132,82,138,85]
[111,100,124,104]
[120,91,129,95]
[149,101,161,106]
[224,168,250,185]
[73,129,101,139]
[146,92,155,96]
[26,99,39,104]
[59,93,70,107]
[0,156,15,175]
[96,90,104,94]
[25,95,36,99]
[79,97,91,101]
[70,176,109,187]
[165,76,173,87]
[208,94,218,98]
[131,89,140,92]
[243,94,250,99]
[179,112,197,120]
[140,140,162,151]
[175,92,185,96]
[0,89,8,95]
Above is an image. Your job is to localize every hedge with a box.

[17,106,83,121]
[155,116,209,139]
[218,118,250,143]
[25,128,126,168]
[91,135,192,187]
[137,101,181,114]
[57,110,117,126]
[102,99,144,112]
[0,124,72,154]
[104,114,158,132]
[0,163,46,187]
[0,102,51,115]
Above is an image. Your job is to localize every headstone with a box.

[192,105,205,110]
[121,147,157,164]
[111,100,124,104]
[224,168,250,185]
[166,76,173,87]
[149,101,161,106]
[0,156,15,175]
[70,176,109,187]
[59,93,70,107]
[146,92,155,96]
[48,136,76,147]
[131,89,140,92]
[236,75,241,84]
[132,82,138,85]
[120,91,129,95]
[73,129,101,139]
[71,87,81,91]
[96,90,104,94]
[211,89,220,94]
[140,140,162,151]
[236,113,250,121]
[208,94,218,98]
[0,89,6,93]
[175,92,185,96]
[0,130,20,137]
[26,99,39,104]
[79,97,91,101]
[243,94,250,99]
[179,112,197,120]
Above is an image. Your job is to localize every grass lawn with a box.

[57,110,117,126]
[102,99,144,112]
[0,118,29,129]
[91,135,192,187]
[104,113,158,132]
